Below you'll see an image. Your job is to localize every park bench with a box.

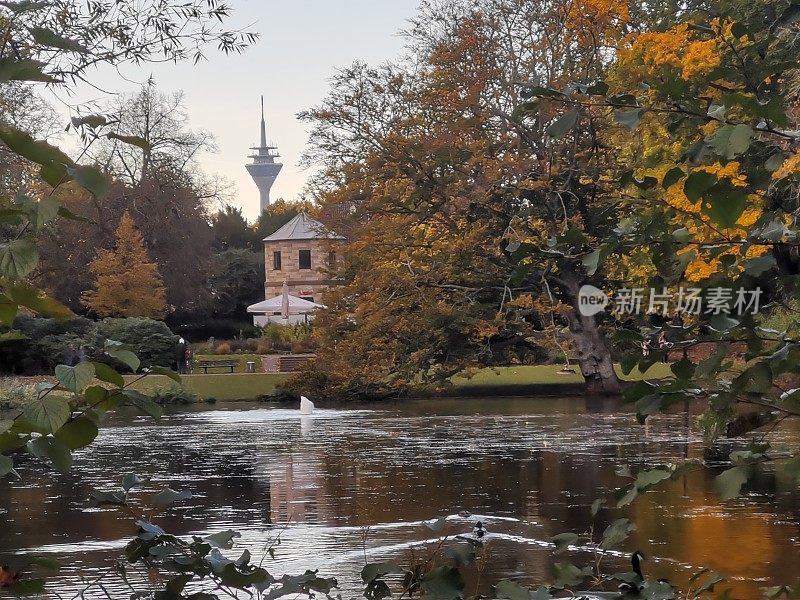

[196,359,239,373]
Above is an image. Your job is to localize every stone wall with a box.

[264,238,344,302]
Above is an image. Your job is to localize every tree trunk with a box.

[558,269,622,396]
[567,309,622,396]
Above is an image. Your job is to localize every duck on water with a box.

[573,551,676,599]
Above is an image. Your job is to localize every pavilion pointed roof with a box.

[262,211,345,242]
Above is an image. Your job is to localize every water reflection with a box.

[1,397,799,599]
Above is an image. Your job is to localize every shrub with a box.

[0,316,104,374]
[215,342,231,354]
[149,385,200,405]
[0,316,180,375]
[256,340,271,354]
[97,318,180,369]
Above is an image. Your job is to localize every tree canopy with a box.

[82,212,168,318]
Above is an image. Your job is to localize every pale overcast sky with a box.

[50,0,421,221]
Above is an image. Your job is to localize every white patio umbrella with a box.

[281,280,290,323]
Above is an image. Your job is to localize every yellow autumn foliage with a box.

[652,161,769,282]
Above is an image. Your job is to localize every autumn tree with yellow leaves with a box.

[517,0,800,512]
[297,0,646,399]
[82,212,168,318]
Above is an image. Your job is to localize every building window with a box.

[299,249,312,270]
[273,251,281,270]
[328,250,336,267]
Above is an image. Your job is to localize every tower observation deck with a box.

[246,96,283,213]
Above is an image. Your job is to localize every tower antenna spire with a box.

[260,95,267,148]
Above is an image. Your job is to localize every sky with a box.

[49,0,422,221]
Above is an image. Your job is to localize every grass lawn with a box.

[119,363,670,402]
[452,363,672,389]
[128,372,290,401]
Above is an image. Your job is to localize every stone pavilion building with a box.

[262,212,346,304]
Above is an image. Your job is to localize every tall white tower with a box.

[246,96,283,213]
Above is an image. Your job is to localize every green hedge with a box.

[0,316,180,375]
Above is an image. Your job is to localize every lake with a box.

[1,397,799,599]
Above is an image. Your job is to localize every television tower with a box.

[246,96,283,213]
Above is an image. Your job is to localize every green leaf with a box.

[765,152,785,172]
[691,571,726,597]
[122,473,149,492]
[8,578,45,595]
[0,238,39,279]
[701,185,749,229]
[205,529,241,549]
[218,563,271,588]
[90,362,124,388]
[106,132,153,151]
[614,107,646,129]
[743,254,776,276]
[0,57,57,83]
[0,124,74,186]
[552,562,592,588]
[714,466,749,499]
[55,362,95,393]
[27,435,72,473]
[23,397,70,433]
[671,358,695,381]
[662,167,684,189]
[148,365,181,383]
[90,490,127,506]
[590,498,605,517]
[361,562,402,583]
[66,164,110,199]
[28,27,88,52]
[57,205,92,223]
[600,518,636,549]
[152,487,192,506]
[0,453,12,476]
[582,249,601,276]
[444,542,476,566]
[54,415,98,450]
[122,390,163,419]
[5,284,72,319]
[705,124,753,160]
[551,532,578,554]
[546,108,579,139]
[734,362,772,393]
[420,566,464,600]
[684,171,717,202]
[0,1,49,14]
[70,114,107,129]
[106,348,140,372]
[635,467,673,489]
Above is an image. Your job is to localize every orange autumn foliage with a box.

[81,212,168,318]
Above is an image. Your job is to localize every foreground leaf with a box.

[22,396,70,433]
[55,362,95,393]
